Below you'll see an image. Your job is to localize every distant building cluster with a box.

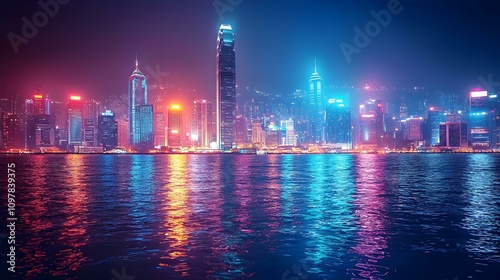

[1,25,500,153]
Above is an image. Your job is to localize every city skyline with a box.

[2,0,500,101]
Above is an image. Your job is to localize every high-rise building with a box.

[67,96,84,149]
[98,110,118,151]
[154,112,166,147]
[1,113,20,150]
[424,107,446,146]
[191,99,213,148]
[135,105,154,151]
[216,24,236,151]
[235,115,247,147]
[83,99,101,147]
[117,120,129,148]
[27,114,56,150]
[439,122,468,148]
[167,104,182,147]
[280,119,296,146]
[469,90,491,150]
[251,120,265,145]
[325,98,351,148]
[45,94,52,115]
[402,117,423,142]
[309,60,323,142]
[309,60,323,114]
[358,99,384,149]
[128,56,148,149]
[33,86,45,115]
[490,93,500,149]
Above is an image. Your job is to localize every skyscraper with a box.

[67,95,84,149]
[358,99,384,149]
[469,90,491,150]
[309,60,323,142]
[424,107,446,146]
[135,105,154,151]
[154,112,166,147]
[280,119,297,146]
[191,99,213,148]
[98,110,118,151]
[128,55,149,150]
[325,99,351,148]
[216,24,236,151]
[168,104,182,147]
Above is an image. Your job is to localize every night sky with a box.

[2,0,500,101]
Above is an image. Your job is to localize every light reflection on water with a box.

[2,154,500,280]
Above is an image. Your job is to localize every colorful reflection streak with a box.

[302,155,356,275]
[160,154,192,276]
[18,156,52,279]
[349,155,389,279]
[261,155,281,243]
[462,154,500,266]
[51,155,90,277]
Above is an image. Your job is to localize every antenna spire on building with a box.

[135,53,138,70]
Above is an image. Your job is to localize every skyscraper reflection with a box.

[303,155,356,271]
[462,154,500,264]
[160,155,191,276]
[53,155,90,276]
[18,156,51,279]
[349,155,389,279]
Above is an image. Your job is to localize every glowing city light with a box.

[171,104,181,110]
[470,91,487,97]
[70,96,81,101]
[34,95,43,99]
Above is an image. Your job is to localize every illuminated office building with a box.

[1,113,20,150]
[469,90,491,150]
[154,112,166,147]
[67,96,84,148]
[98,110,118,151]
[191,99,215,148]
[309,60,323,142]
[168,105,182,147]
[33,86,45,115]
[235,115,247,147]
[135,105,154,151]
[128,55,149,149]
[280,119,296,146]
[325,98,351,148]
[216,24,236,150]
[439,122,468,148]
[358,99,384,149]
[424,107,446,146]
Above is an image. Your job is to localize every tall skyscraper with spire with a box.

[128,55,153,151]
[216,24,236,151]
[309,60,324,142]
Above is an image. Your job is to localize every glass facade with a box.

[98,111,118,151]
[325,99,351,147]
[129,57,148,149]
[216,24,236,151]
[133,105,154,151]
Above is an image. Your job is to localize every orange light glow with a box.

[171,104,181,110]
[70,96,81,101]
[34,94,43,99]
